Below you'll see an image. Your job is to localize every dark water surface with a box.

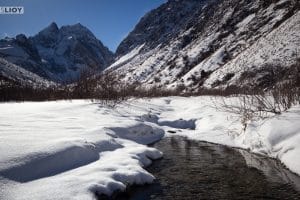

[108,136,300,200]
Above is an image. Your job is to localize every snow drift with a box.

[0,97,300,199]
[0,101,163,200]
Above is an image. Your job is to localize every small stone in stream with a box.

[167,130,176,133]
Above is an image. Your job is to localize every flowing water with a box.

[104,136,300,200]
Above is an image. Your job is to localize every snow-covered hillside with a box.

[0,58,54,87]
[0,101,164,199]
[0,23,113,83]
[1,0,299,88]
[110,0,300,90]
[1,97,300,199]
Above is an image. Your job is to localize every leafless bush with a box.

[2,58,299,110]
[92,72,133,107]
[213,81,300,131]
[213,95,260,131]
[134,85,181,98]
[185,85,250,97]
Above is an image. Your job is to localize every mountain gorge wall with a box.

[110,0,300,90]
[1,0,299,90]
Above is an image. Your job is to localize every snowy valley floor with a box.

[0,96,300,199]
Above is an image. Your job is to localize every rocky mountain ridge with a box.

[1,0,299,90]
[110,0,300,90]
[0,22,113,83]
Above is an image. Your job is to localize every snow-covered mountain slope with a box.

[110,0,300,90]
[0,58,54,88]
[31,22,113,82]
[0,22,113,83]
[0,34,48,79]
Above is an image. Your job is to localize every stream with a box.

[111,136,300,200]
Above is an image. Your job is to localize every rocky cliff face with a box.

[0,57,53,88]
[110,0,300,90]
[1,0,299,89]
[0,22,113,83]
[116,0,208,57]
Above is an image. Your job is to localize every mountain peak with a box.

[0,20,113,83]
[43,22,59,33]
[60,23,90,34]
[73,22,84,27]
[29,22,113,82]
[112,0,300,90]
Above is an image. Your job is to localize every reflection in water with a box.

[239,150,300,192]
[107,136,300,200]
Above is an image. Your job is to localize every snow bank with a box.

[0,100,163,200]
[1,96,299,199]
[0,138,123,182]
[117,96,300,176]
[238,107,300,175]
[145,96,300,176]
[0,140,162,200]
[158,118,196,130]
[107,121,164,145]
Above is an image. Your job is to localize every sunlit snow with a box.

[0,97,300,199]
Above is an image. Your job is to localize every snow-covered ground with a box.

[0,96,300,199]
[0,101,163,200]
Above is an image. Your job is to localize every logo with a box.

[0,7,24,14]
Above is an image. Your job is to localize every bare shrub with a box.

[213,81,300,131]
[213,58,300,131]
[93,72,132,107]
[213,95,260,131]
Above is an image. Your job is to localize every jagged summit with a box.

[60,23,91,33]
[44,22,59,32]
[0,22,114,83]
[1,0,300,89]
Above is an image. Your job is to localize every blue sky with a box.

[0,0,165,52]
